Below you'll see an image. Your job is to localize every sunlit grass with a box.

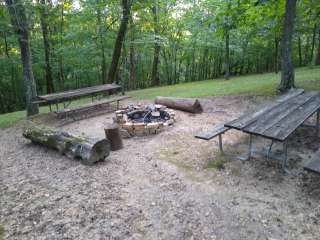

[1,66,320,129]
[129,66,320,99]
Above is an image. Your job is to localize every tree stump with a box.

[105,123,123,151]
[23,125,110,165]
[155,96,203,113]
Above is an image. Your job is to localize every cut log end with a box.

[105,123,124,151]
[82,139,111,165]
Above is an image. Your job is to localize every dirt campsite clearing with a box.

[1,95,320,240]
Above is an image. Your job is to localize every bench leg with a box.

[218,134,224,154]
[316,110,320,137]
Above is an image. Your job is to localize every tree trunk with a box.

[316,29,320,65]
[96,2,107,84]
[274,36,279,73]
[155,97,203,114]
[128,16,136,90]
[105,123,123,151]
[224,29,230,80]
[310,24,317,64]
[107,0,132,83]
[58,0,65,90]
[298,36,302,66]
[23,125,110,165]
[39,0,54,93]
[5,0,39,116]
[279,0,297,92]
[151,3,161,86]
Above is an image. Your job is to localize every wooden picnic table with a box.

[35,83,128,118]
[38,83,121,104]
[224,88,320,171]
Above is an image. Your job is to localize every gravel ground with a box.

[1,95,320,240]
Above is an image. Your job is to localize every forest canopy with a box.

[0,0,320,114]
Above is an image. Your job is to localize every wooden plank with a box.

[195,124,230,140]
[304,153,320,174]
[260,93,320,141]
[225,88,304,130]
[39,83,121,102]
[243,92,318,135]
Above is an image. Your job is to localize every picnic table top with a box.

[38,83,121,103]
[225,89,320,142]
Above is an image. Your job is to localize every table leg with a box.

[316,110,320,137]
[282,141,289,173]
[267,140,275,162]
[238,134,252,161]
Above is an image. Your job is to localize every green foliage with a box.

[0,0,320,114]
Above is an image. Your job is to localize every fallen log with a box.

[23,125,110,165]
[105,123,123,151]
[155,96,203,113]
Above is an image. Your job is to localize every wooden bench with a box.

[55,95,130,119]
[304,150,320,174]
[195,124,230,153]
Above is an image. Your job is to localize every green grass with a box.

[129,66,320,99]
[1,66,320,129]
[0,225,4,240]
[205,153,228,170]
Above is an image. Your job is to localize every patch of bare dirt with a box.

[1,95,320,240]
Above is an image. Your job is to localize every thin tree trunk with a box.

[150,2,161,86]
[59,0,65,90]
[315,28,320,65]
[39,0,54,93]
[128,17,136,90]
[298,36,302,66]
[279,0,297,92]
[224,29,230,80]
[304,36,310,65]
[96,2,107,84]
[310,24,317,64]
[5,0,39,116]
[107,0,132,83]
[274,36,279,73]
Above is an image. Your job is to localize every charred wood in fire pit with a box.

[155,96,203,114]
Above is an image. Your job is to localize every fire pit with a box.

[114,104,175,137]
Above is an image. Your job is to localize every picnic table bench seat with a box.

[304,150,320,174]
[195,124,230,140]
[56,95,130,118]
[195,124,230,152]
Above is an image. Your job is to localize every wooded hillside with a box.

[0,0,320,114]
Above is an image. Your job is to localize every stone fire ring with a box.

[114,104,175,137]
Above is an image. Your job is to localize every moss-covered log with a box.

[155,96,203,113]
[23,125,110,165]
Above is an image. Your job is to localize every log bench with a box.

[55,95,130,119]
[195,124,230,153]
